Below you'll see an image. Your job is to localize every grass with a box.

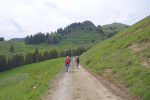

[0,58,64,100]
[0,40,86,58]
[60,30,105,44]
[0,30,104,58]
[81,15,150,100]
[102,22,129,35]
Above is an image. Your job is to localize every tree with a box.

[25,53,34,64]
[11,54,24,67]
[43,51,49,60]
[60,51,66,57]
[57,28,64,34]
[45,33,50,42]
[65,49,72,56]
[10,44,14,52]
[33,48,40,62]
[0,55,6,71]
[25,36,30,44]
[7,58,12,69]
[96,25,104,34]
[25,32,60,44]
[0,37,4,42]
[49,50,58,59]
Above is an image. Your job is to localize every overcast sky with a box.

[0,0,150,40]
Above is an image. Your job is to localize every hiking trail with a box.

[42,59,136,100]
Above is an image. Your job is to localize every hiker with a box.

[75,56,80,69]
[65,56,71,72]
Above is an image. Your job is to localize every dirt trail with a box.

[43,61,130,100]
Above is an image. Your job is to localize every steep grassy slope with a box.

[81,16,150,100]
[0,58,64,100]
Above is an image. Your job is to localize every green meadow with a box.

[0,58,64,100]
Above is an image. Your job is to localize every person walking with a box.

[65,56,71,72]
[75,56,80,69]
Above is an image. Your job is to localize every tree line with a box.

[0,37,4,42]
[0,47,88,72]
[25,32,61,44]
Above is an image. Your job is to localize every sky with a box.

[0,0,150,40]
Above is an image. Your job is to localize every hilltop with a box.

[102,22,129,37]
[58,21,105,44]
[24,21,105,45]
[81,15,150,100]
[24,21,129,45]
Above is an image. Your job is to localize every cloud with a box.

[0,0,150,40]
[44,0,59,10]
[7,18,25,32]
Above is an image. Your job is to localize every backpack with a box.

[76,57,79,62]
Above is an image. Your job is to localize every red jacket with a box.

[65,58,71,64]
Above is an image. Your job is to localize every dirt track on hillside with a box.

[42,61,137,100]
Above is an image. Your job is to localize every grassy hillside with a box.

[102,22,129,36]
[60,30,105,45]
[0,40,86,58]
[0,58,64,100]
[58,21,112,45]
[81,16,150,100]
